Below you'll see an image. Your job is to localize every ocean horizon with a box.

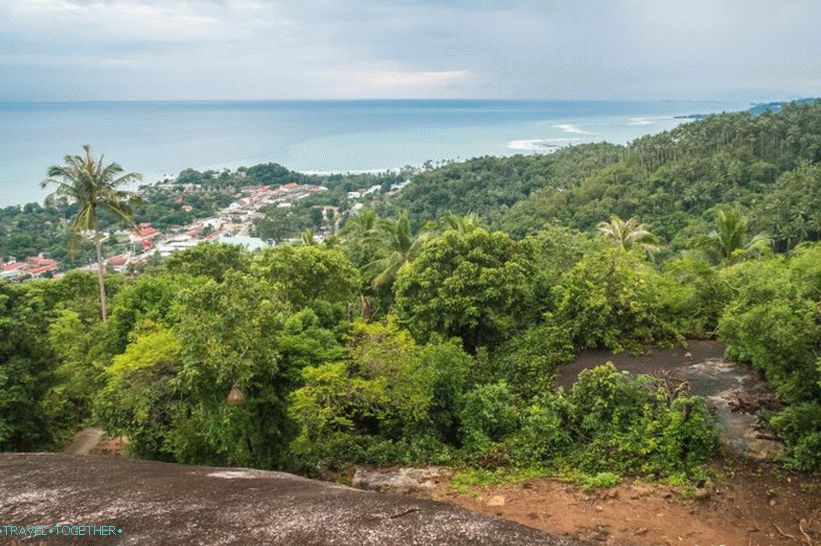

[0,99,747,207]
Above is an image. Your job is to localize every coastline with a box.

[0,99,747,208]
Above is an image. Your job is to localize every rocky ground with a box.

[0,453,585,546]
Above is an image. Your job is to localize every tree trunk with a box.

[95,230,108,322]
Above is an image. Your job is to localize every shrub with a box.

[553,247,683,353]
[458,382,518,455]
[581,472,622,490]
[769,401,821,471]
[490,321,574,398]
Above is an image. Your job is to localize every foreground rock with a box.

[352,466,452,496]
[0,454,585,545]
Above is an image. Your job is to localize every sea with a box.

[0,100,747,207]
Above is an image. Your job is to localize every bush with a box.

[459,382,518,455]
[489,322,574,398]
[567,364,717,477]
[769,402,821,471]
[553,248,683,353]
[581,472,622,490]
[289,321,475,470]
[94,325,181,460]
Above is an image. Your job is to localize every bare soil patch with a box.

[430,459,820,546]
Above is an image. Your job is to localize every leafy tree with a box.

[553,247,682,353]
[41,146,142,320]
[164,243,251,282]
[95,324,182,460]
[0,283,56,450]
[44,309,109,433]
[717,246,821,470]
[289,320,473,469]
[106,273,205,353]
[441,212,483,235]
[489,322,575,398]
[340,208,379,270]
[301,228,317,246]
[170,273,287,467]
[394,228,537,351]
[253,245,360,308]
[760,163,821,250]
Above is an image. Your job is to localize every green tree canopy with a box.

[394,228,537,352]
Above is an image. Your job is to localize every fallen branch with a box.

[772,521,796,540]
[798,518,813,546]
[389,507,420,519]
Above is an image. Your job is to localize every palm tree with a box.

[441,212,482,234]
[368,210,430,287]
[42,146,141,321]
[340,207,378,242]
[702,208,771,264]
[597,215,661,255]
[301,228,317,245]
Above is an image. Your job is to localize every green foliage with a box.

[566,364,717,476]
[394,228,537,351]
[769,402,821,471]
[253,244,361,308]
[580,472,622,490]
[489,323,574,398]
[43,310,109,434]
[525,223,593,308]
[661,256,727,335]
[7,102,821,480]
[0,283,56,450]
[459,382,518,455]
[716,246,821,470]
[289,320,473,470]
[450,467,552,494]
[760,162,821,250]
[718,249,821,403]
[106,273,204,353]
[95,325,182,460]
[164,243,251,282]
[553,247,682,353]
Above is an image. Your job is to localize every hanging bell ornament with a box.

[226,383,245,406]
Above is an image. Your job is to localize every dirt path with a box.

[431,460,820,546]
[61,427,104,455]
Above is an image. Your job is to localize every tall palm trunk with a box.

[94,229,108,321]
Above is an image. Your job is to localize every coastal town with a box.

[0,173,412,282]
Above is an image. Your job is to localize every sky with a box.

[1,0,819,101]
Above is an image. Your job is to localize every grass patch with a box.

[579,471,622,491]
[450,467,552,495]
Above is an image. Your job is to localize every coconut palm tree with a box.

[340,207,378,242]
[597,215,661,255]
[368,210,430,287]
[301,228,317,246]
[702,208,771,264]
[441,212,482,234]
[42,146,141,321]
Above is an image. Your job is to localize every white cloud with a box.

[0,0,819,100]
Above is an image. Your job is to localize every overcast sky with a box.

[1,0,819,101]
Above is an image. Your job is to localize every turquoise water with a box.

[0,100,746,207]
